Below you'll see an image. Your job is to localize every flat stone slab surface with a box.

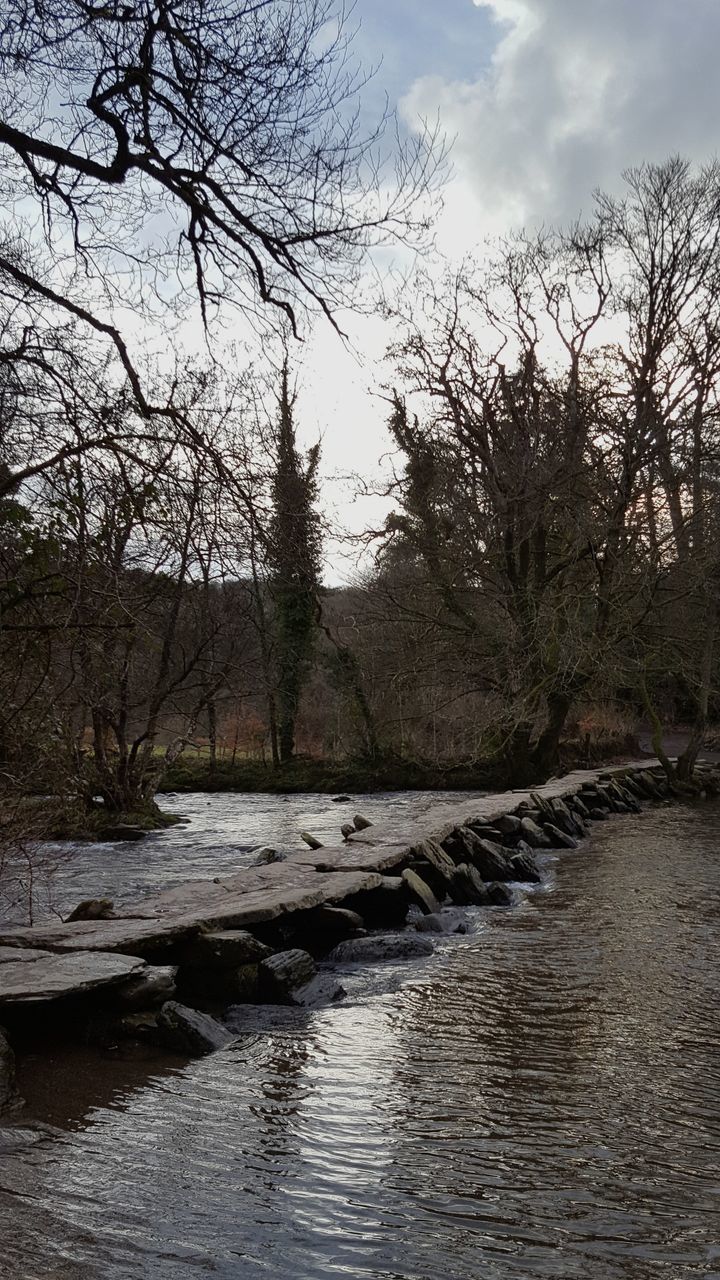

[285,842,409,873]
[0,947,146,1004]
[0,868,384,954]
[0,916,200,955]
[126,866,384,928]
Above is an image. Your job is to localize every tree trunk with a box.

[531,690,573,780]
[207,697,217,779]
[639,674,676,783]
[278,686,298,763]
[677,596,716,781]
[502,719,534,786]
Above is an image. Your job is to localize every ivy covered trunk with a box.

[267,361,322,764]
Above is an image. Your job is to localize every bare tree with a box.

[29,420,255,813]
[597,159,720,778]
[0,0,440,483]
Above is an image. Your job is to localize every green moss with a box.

[43,802,183,841]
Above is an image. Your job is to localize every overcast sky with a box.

[295,0,720,578]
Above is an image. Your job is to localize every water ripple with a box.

[3,801,720,1278]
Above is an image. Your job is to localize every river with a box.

[2,796,720,1279]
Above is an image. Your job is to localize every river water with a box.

[2,797,720,1279]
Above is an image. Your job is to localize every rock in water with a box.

[300,832,324,850]
[327,934,434,964]
[542,823,578,850]
[251,847,286,866]
[0,1027,23,1115]
[582,787,610,809]
[569,794,590,818]
[494,814,523,839]
[516,804,542,820]
[514,838,536,858]
[114,965,178,1010]
[596,785,621,812]
[401,868,441,915]
[413,913,446,933]
[112,1011,161,1041]
[157,1001,233,1056]
[508,851,542,883]
[261,948,315,992]
[340,823,355,840]
[453,830,512,881]
[0,948,146,1005]
[519,817,551,848]
[548,799,581,836]
[65,898,115,922]
[260,948,344,1007]
[343,878,408,928]
[101,825,149,842]
[466,825,504,844]
[616,788,641,813]
[230,964,264,1002]
[413,838,457,884]
[405,858,447,903]
[297,975,347,1007]
[486,882,515,906]
[299,906,365,951]
[449,863,491,905]
[184,930,272,971]
[353,814,373,831]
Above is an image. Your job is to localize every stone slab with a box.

[0,917,199,955]
[124,867,384,928]
[284,843,409,873]
[0,869,384,955]
[0,948,146,1004]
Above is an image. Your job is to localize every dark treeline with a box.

[0,2,718,832]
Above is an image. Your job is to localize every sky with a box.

[262,0,720,579]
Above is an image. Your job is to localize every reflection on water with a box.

[3,803,720,1279]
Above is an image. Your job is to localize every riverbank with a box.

[159,734,639,795]
[1,756,716,1116]
[159,755,498,794]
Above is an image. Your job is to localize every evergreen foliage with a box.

[267,362,322,763]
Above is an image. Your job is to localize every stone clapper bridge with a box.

[0,760,700,1060]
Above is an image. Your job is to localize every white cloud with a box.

[401,0,720,241]
[310,0,720,579]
